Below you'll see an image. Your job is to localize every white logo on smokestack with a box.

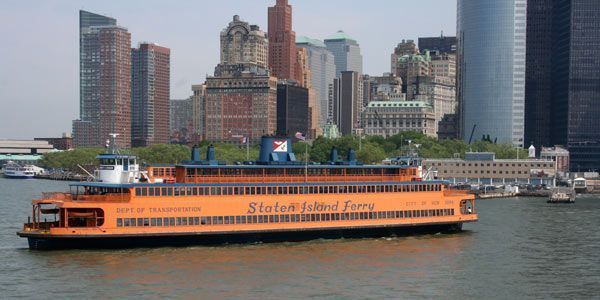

[273,140,288,152]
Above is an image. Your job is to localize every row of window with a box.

[182,167,408,177]
[428,162,552,168]
[116,208,456,227]
[440,170,528,174]
[134,183,443,197]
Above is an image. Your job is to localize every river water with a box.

[1,178,599,299]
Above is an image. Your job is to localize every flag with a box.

[295,132,306,141]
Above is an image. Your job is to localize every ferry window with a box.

[157,218,162,226]
[268,215,275,223]
[324,213,330,221]
[211,187,221,195]
[149,188,155,196]
[211,216,218,224]
[176,217,182,226]
[123,218,130,226]
[135,218,142,226]
[174,187,181,196]
[168,217,175,226]
[241,216,247,224]
[161,188,167,196]
[141,188,147,196]
[117,218,123,227]
[143,218,149,226]
[186,187,193,196]
[201,217,207,225]
[224,216,230,224]
[135,188,141,196]
[298,214,305,222]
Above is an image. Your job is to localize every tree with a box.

[357,143,386,164]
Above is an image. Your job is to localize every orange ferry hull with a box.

[20,222,466,250]
[19,223,462,250]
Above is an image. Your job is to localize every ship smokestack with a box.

[191,145,201,161]
[347,148,356,162]
[329,147,338,162]
[207,145,216,161]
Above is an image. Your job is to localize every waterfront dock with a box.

[35,172,86,181]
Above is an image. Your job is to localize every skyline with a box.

[0,0,456,139]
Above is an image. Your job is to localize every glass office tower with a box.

[457,0,527,147]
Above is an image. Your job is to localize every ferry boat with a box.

[17,136,477,250]
[3,162,42,179]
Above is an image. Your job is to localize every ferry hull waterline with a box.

[17,135,477,250]
[23,223,465,250]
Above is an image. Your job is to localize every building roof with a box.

[296,35,326,48]
[0,154,43,161]
[367,101,431,108]
[324,30,355,41]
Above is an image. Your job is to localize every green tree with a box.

[357,143,386,164]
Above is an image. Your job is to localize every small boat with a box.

[548,187,575,203]
[2,161,41,179]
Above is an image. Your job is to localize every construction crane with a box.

[468,124,476,144]
[373,110,390,138]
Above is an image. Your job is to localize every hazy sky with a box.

[0,0,456,139]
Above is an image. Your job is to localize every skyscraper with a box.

[131,43,171,147]
[548,0,600,171]
[324,31,363,77]
[74,11,117,148]
[268,0,297,80]
[73,11,131,148]
[525,0,553,151]
[205,16,277,143]
[331,71,363,136]
[457,0,527,147]
[296,36,335,127]
[220,15,268,71]
[277,82,309,137]
[418,34,457,54]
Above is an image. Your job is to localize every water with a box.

[1,178,599,299]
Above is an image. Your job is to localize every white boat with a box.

[548,187,576,203]
[2,161,44,179]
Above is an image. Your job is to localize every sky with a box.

[0,0,456,139]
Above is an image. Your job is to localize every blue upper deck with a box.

[70,179,448,189]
